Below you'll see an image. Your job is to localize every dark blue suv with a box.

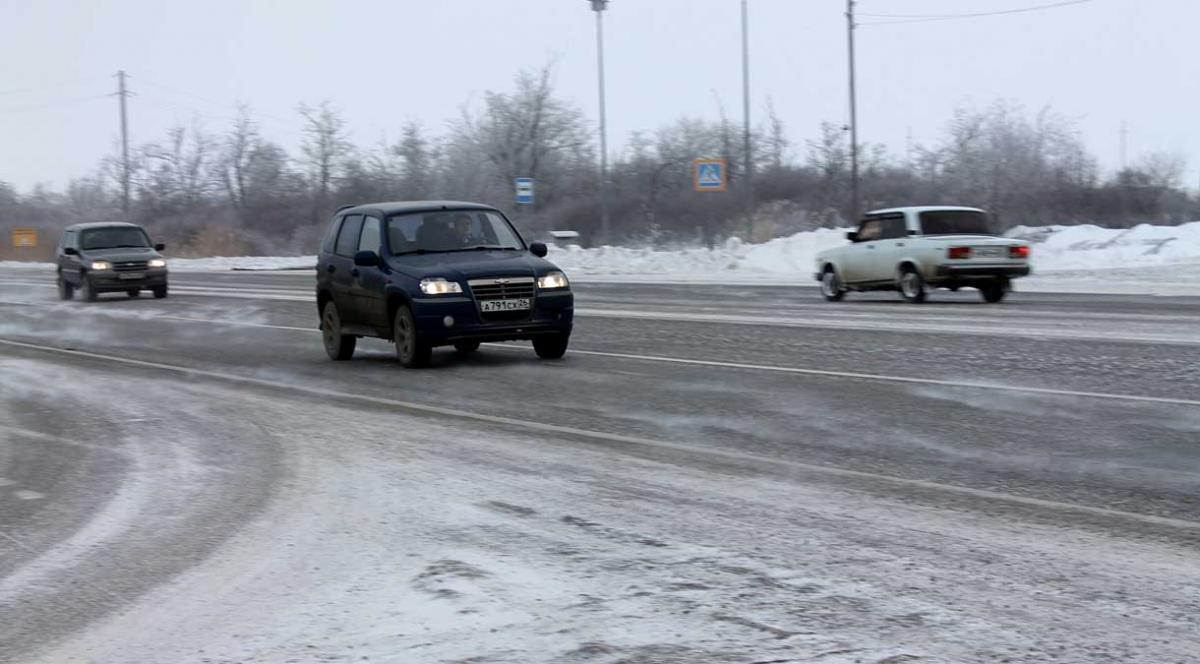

[316,201,574,367]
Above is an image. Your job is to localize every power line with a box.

[0,93,110,115]
[859,0,1095,25]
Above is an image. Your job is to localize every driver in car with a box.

[451,213,487,247]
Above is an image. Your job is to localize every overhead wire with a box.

[858,0,1096,26]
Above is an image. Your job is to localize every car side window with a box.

[857,220,882,242]
[321,216,344,254]
[334,215,364,257]
[879,217,907,240]
[358,216,381,254]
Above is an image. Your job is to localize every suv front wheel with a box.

[533,333,570,360]
[57,273,75,301]
[321,301,357,360]
[393,304,432,368]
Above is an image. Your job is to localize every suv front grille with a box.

[113,260,149,272]
[468,277,536,322]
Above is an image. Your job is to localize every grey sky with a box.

[1,0,1196,192]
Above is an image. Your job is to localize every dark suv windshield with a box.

[79,227,151,250]
[919,210,993,236]
[386,210,524,254]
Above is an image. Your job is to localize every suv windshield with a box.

[386,210,524,254]
[919,210,993,236]
[79,227,151,250]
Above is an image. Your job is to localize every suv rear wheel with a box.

[393,304,432,368]
[57,273,74,301]
[321,301,357,360]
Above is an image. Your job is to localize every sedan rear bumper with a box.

[934,265,1031,279]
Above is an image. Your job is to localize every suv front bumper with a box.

[88,269,169,292]
[411,290,574,345]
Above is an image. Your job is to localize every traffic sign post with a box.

[515,177,535,205]
[10,228,38,248]
[693,158,728,192]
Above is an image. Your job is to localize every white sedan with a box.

[814,206,1031,303]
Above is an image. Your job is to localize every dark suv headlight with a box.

[537,271,569,289]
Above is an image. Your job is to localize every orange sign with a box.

[10,228,37,248]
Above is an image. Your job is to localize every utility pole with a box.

[589,0,611,245]
[741,0,754,238]
[845,0,860,224]
[115,70,131,217]
[1119,120,1128,171]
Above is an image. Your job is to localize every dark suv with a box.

[56,222,169,301]
[316,201,574,367]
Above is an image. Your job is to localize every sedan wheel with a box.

[899,270,927,304]
[821,268,845,302]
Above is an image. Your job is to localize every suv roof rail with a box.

[334,203,359,213]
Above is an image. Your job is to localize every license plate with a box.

[480,298,531,312]
[118,272,144,280]
[975,247,1004,258]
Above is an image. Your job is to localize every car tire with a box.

[321,301,357,361]
[533,333,570,360]
[127,288,140,298]
[393,304,431,368]
[152,286,168,299]
[82,276,99,302]
[980,281,1008,303]
[898,267,927,304]
[57,273,75,301]
[820,266,846,302]
[454,341,481,355]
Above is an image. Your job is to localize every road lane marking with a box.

[13,489,45,501]
[2,280,1198,344]
[3,336,1200,535]
[0,302,1196,407]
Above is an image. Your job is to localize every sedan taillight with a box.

[947,246,971,259]
[1010,245,1031,259]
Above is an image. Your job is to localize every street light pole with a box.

[590,0,611,245]
[846,0,860,225]
[741,0,754,238]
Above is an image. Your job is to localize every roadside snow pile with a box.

[1006,222,1200,272]
[548,228,849,280]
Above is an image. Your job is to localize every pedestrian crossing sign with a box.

[693,158,727,192]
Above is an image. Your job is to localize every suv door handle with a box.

[326,265,336,273]
[351,268,360,278]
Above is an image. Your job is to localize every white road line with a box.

[1,299,1197,408]
[2,336,1199,535]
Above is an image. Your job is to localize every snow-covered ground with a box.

[3,222,1196,294]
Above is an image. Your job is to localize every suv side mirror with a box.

[155,243,166,251]
[845,231,859,242]
[63,247,79,256]
[529,242,548,258]
[353,250,379,267]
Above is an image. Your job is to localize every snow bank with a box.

[3,223,1197,294]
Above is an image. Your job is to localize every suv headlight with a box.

[537,271,569,290]
[419,278,463,295]
[90,261,111,271]
[149,259,167,268]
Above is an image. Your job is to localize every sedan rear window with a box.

[919,210,993,236]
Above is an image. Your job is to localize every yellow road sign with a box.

[10,228,37,248]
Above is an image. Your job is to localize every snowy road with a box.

[1,268,1199,663]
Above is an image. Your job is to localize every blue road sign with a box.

[515,177,535,205]
[693,158,727,192]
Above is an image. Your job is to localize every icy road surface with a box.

[1,267,1199,663]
